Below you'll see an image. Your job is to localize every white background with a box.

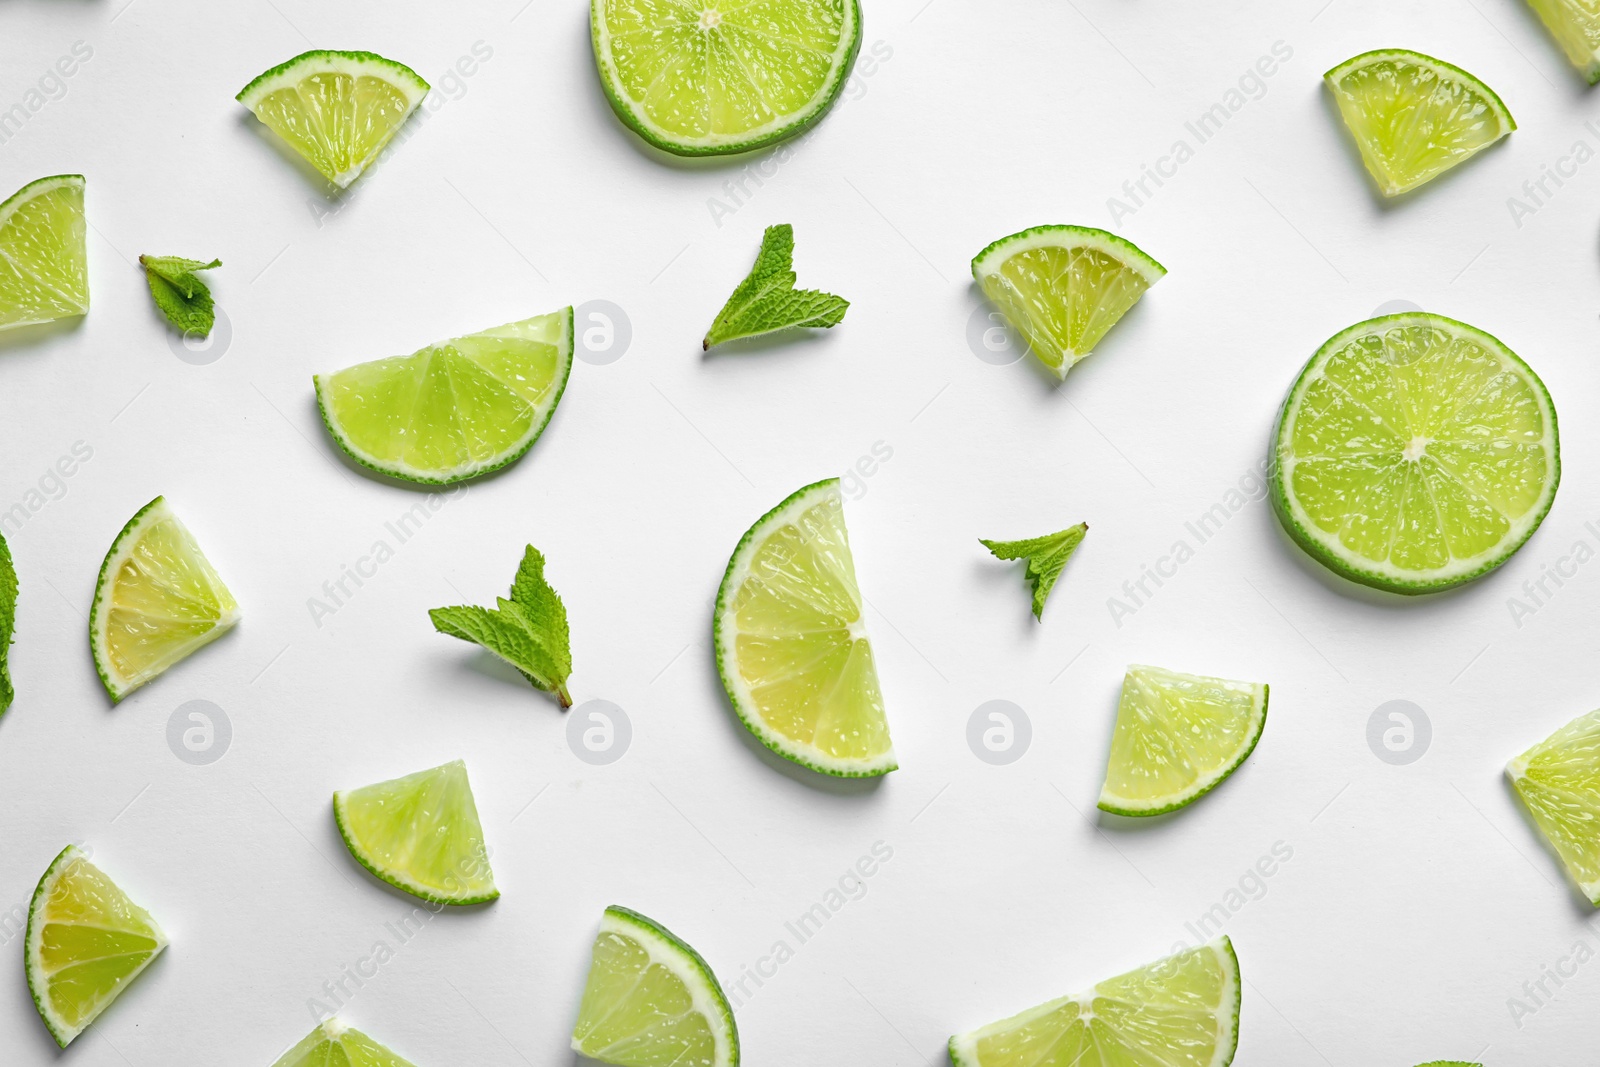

[0,0,1597,1063]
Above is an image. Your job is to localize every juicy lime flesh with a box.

[573,918,723,1066]
[250,72,417,185]
[272,1022,418,1067]
[601,0,849,142]
[1282,322,1553,582]
[0,179,88,330]
[1527,0,1600,80]
[1511,710,1600,903]
[727,490,891,767]
[337,761,496,902]
[979,245,1153,373]
[1102,668,1263,812]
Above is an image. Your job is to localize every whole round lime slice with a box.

[1508,708,1600,906]
[0,174,88,331]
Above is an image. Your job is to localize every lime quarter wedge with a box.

[714,478,895,777]
[26,845,168,1048]
[572,905,739,1067]
[591,0,861,156]
[1525,0,1600,83]
[1508,708,1600,905]
[0,174,88,331]
[270,1018,419,1067]
[1324,50,1514,197]
[972,225,1165,379]
[1271,313,1559,594]
[315,308,573,486]
[949,937,1240,1067]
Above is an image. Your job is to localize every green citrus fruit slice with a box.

[1508,708,1600,905]
[0,174,88,331]
[270,1019,419,1067]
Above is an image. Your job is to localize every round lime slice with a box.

[714,478,896,777]
[1324,49,1514,197]
[591,0,861,155]
[1271,313,1559,594]
[1526,0,1600,83]
[571,905,738,1067]
[1508,709,1600,906]
[0,174,88,332]
[270,1019,419,1067]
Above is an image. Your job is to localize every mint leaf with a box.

[0,532,14,716]
[703,224,849,349]
[429,545,572,706]
[139,255,221,337]
[981,523,1088,620]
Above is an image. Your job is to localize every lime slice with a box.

[591,0,862,156]
[0,174,88,332]
[971,225,1165,379]
[1271,313,1559,594]
[713,477,895,777]
[271,1018,418,1067]
[333,759,498,905]
[1526,0,1600,83]
[571,905,738,1067]
[89,496,239,703]
[1324,49,1515,197]
[26,845,167,1048]
[315,308,574,486]
[1508,709,1600,905]
[1098,665,1268,817]
[237,50,429,188]
[949,937,1240,1067]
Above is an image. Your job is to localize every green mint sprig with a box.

[703,224,849,350]
[0,532,14,716]
[139,255,221,337]
[429,545,573,707]
[981,523,1088,620]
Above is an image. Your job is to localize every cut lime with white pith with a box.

[591,0,861,156]
[333,759,498,905]
[714,478,895,777]
[1324,50,1514,197]
[26,846,167,1048]
[90,496,239,703]
[1508,709,1600,905]
[0,174,88,331]
[972,225,1165,379]
[949,937,1240,1067]
[238,51,429,188]
[572,906,739,1067]
[1271,313,1559,594]
[271,1019,419,1067]
[315,308,573,485]
[1526,0,1600,83]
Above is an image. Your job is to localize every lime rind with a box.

[1524,0,1600,84]
[270,1018,420,1067]
[1507,709,1600,906]
[0,174,89,331]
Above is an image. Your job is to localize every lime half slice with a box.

[591,0,861,155]
[949,938,1240,1067]
[1325,49,1514,197]
[1099,665,1268,816]
[1526,0,1600,83]
[90,497,239,703]
[26,845,168,1048]
[271,1019,418,1067]
[972,225,1165,379]
[1508,709,1600,905]
[315,308,573,486]
[237,50,429,188]
[334,759,498,905]
[1271,313,1559,594]
[571,905,739,1067]
[0,174,88,331]
[714,478,895,777]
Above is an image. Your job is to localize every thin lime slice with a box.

[237,50,429,188]
[315,308,574,486]
[89,496,239,703]
[271,1018,419,1067]
[571,906,738,1067]
[1325,49,1515,197]
[1098,665,1268,817]
[0,530,14,715]
[0,174,88,331]
[591,0,861,156]
[971,225,1165,379]
[333,759,498,905]
[26,845,168,1048]
[1508,709,1600,905]
[714,477,895,777]
[1271,313,1559,594]
[1526,0,1600,83]
[949,938,1240,1067]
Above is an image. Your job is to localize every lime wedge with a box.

[271,1018,419,1067]
[333,759,498,905]
[1098,666,1268,816]
[0,174,88,332]
[949,937,1240,1067]
[315,308,573,486]
[571,905,738,1067]
[89,496,239,703]
[972,225,1165,379]
[591,0,861,156]
[1526,0,1600,82]
[714,477,895,777]
[1508,709,1600,905]
[26,845,167,1048]
[1324,49,1514,197]
[1271,313,1559,594]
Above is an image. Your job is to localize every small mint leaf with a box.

[140,254,220,336]
[429,545,573,706]
[981,523,1088,620]
[703,224,848,349]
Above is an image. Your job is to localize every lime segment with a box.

[1508,709,1600,905]
[271,1019,419,1067]
[0,174,88,331]
[1526,0,1600,83]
